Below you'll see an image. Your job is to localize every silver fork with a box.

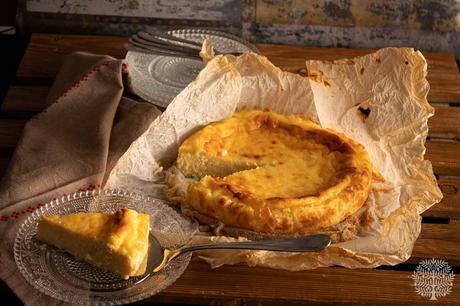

[124,28,242,59]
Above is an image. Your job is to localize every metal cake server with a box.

[147,233,331,273]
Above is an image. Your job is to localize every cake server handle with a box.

[152,234,331,272]
[179,234,331,253]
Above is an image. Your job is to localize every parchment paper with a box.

[106,47,442,269]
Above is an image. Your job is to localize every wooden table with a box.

[1,34,460,305]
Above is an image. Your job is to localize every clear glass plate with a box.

[126,28,259,108]
[14,189,197,306]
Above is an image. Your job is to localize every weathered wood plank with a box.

[0,259,458,305]
[14,34,460,103]
[411,223,460,266]
[1,86,49,111]
[423,177,460,219]
[429,105,460,139]
[426,141,460,176]
[428,77,460,105]
[148,259,458,306]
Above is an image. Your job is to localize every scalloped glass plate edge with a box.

[126,28,259,108]
[13,189,195,306]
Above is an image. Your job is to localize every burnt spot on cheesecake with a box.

[114,209,128,226]
[218,197,227,206]
[111,209,131,236]
[216,181,251,200]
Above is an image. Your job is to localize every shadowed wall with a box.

[20,0,460,58]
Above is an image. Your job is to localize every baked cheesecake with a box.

[36,208,150,279]
[170,109,381,235]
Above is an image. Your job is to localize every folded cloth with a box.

[0,52,161,305]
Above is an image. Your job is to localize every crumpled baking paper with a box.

[106,47,442,269]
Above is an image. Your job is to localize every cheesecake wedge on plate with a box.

[36,208,150,279]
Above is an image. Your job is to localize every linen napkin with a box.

[0,52,161,305]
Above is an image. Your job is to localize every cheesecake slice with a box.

[36,208,150,279]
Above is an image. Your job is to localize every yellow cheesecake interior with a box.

[36,208,150,279]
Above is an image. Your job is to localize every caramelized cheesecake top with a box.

[174,109,380,234]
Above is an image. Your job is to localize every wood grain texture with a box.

[1,86,49,111]
[423,176,460,219]
[0,258,458,305]
[411,223,460,267]
[429,105,460,139]
[425,141,460,176]
[14,34,460,103]
[148,259,459,305]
